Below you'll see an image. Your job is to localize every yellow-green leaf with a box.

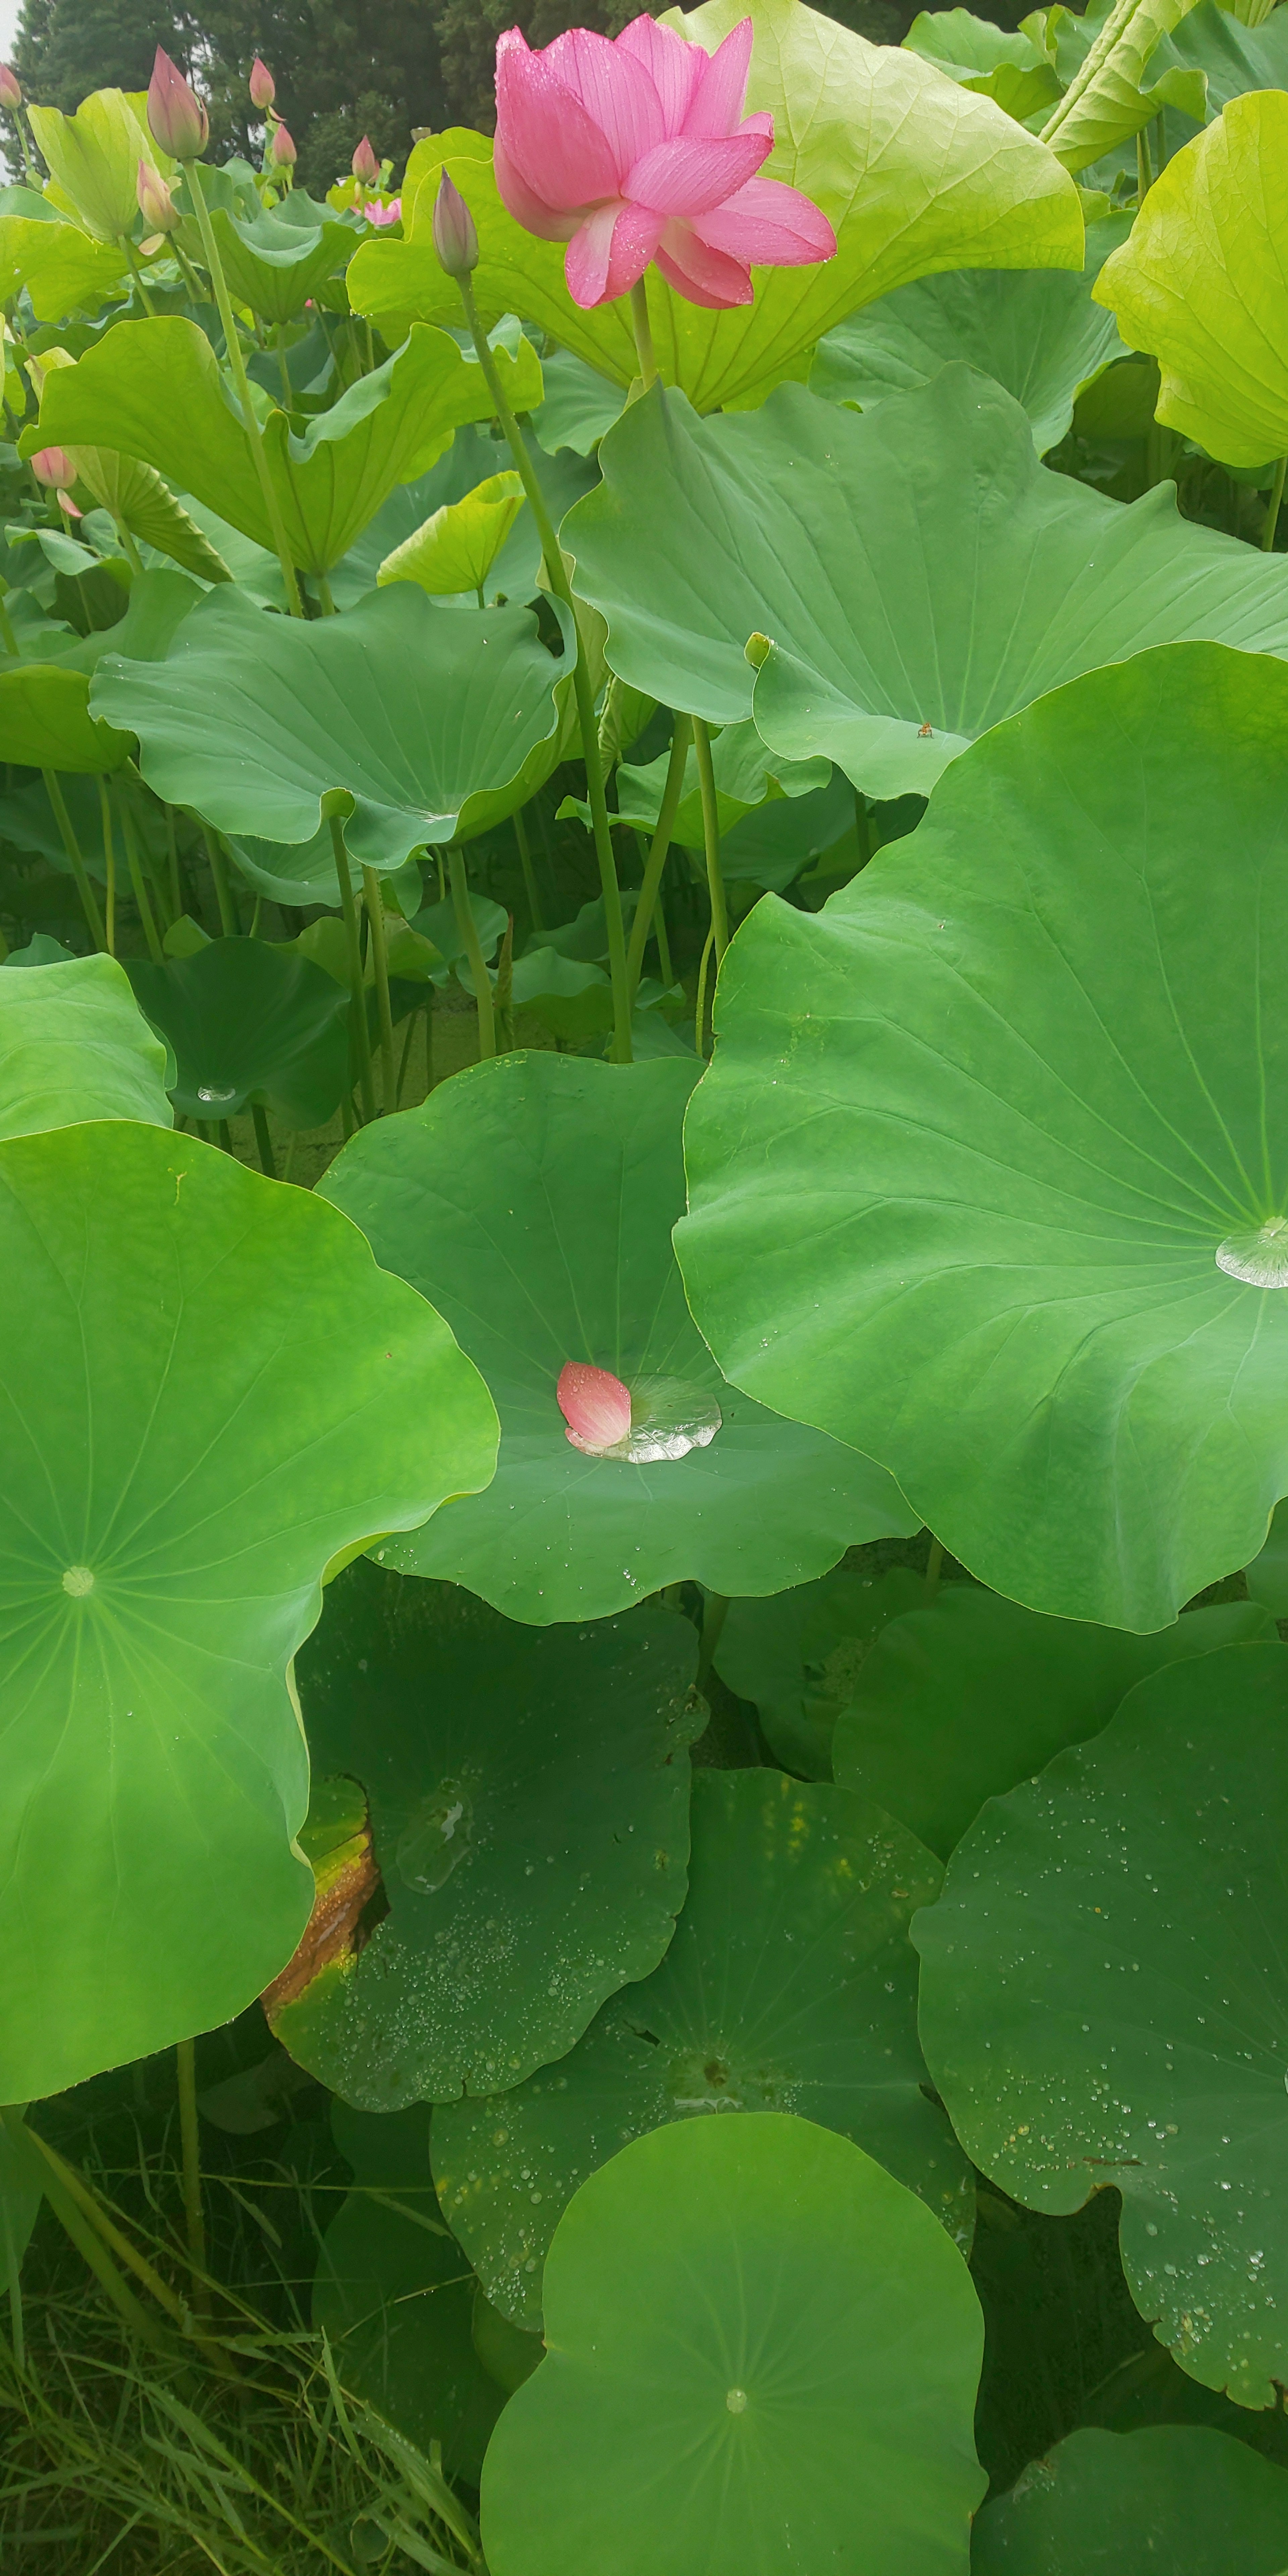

[28,89,174,243]
[378,471,525,599]
[1035,0,1207,174]
[0,214,128,320]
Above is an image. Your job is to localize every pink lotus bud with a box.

[148,46,208,160]
[0,64,22,109]
[363,196,401,227]
[432,170,478,278]
[557,1362,632,1455]
[249,55,275,110]
[351,132,379,184]
[137,158,178,233]
[31,446,75,490]
[270,120,297,169]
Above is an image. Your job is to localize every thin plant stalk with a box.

[1263,457,1287,552]
[202,824,237,935]
[123,237,157,314]
[164,802,182,915]
[626,713,690,1004]
[449,846,496,1061]
[1,2110,173,2355]
[396,1001,420,1105]
[119,791,164,964]
[514,801,544,932]
[112,512,145,572]
[251,1104,277,1178]
[175,2038,209,2312]
[44,769,105,950]
[629,277,658,391]
[98,775,116,955]
[1136,124,1152,202]
[694,921,716,1058]
[329,818,376,1123]
[0,583,18,653]
[362,865,397,1114]
[185,160,304,617]
[454,272,632,1063]
[691,716,729,964]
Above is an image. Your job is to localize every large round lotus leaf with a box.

[565,369,1288,801]
[351,0,1080,416]
[834,1591,1276,1860]
[676,644,1288,1630]
[91,584,571,868]
[271,1560,702,2109]
[0,953,171,1141]
[311,2101,505,2479]
[124,937,350,1129]
[208,195,355,328]
[0,1123,498,2103]
[715,1564,927,1777]
[915,1641,1288,2408]
[972,2424,1288,2573]
[433,1764,972,2332]
[1094,94,1288,469]
[811,217,1130,456]
[902,9,1062,121]
[480,2112,986,2576]
[320,1054,915,1623]
[0,567,200,775]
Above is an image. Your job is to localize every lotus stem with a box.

[1263,458,1286,552]
[514,800,543,932]
[98,775,116,954]
[202,822,237,935]
[626,712,690,1004]
[175,2037,209,2310]
[44,768,105,951]
[694,921,716,1059]
[691,716,729,965]
[362,864,398,1113]
[449,845,496,1062]
[329,816,377,1122]
[251,1105,277,1178]
[118,789,164,963]
[454,271,633,1064]
[629,278,658,392]
[185,159,304,618]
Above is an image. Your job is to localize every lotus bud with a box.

[351,132,379,184]
[556,1362,632,1456]
[270,120,297,169]
[148,46,208,160]
[249,55,275,110]
[0,64,21,109]
[745,631,772,670]
[432,170,478,278]
[137,158,178,233]
[31,445,75,490]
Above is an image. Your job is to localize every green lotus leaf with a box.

[27,89,171,242]
[811,215,1130,454]
[62,446,232,584]
[0,1122,498,2103]
[378,470,525,600]
[505,947,614,1041]
[1244,1499,1288,1616]
[916,1641,1288,2408]
[0,565,201,773]
[1036,0,1208,173]
[0,952,172,1141]
[350,0,1081,417]
[90,584,571,867]
[434,1766,972,2333]
[124,936,350,1130]
[208,193,357,327]
[1094,93,1288,467]
[0,214,128,320]
[973,2424,1288,2573]
[903,10,1063,120]
[615,719,828,846]
[567,368,1288,801]
[319,1055,914,1624]
[530,351,626,458]
[676,645,1288,1629]
[480,2113,986,2576]
[834,1590,1276,1860]
[1143,0,1288,118]
[270,1561,702,2108]
[29,315,541,574]
[714,1564,927,1776]
[312,2101,506,2479]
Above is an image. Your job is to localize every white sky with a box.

[0,0,19,62]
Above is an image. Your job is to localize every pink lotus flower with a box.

[270,120,297,169]
[31,446,80,515]
[249,55,275,110]
[137,157,178,233]
[352,132,379,185]
[493,12,834,311]
[0,64,22,110]
[363,196,402,226]
[557,1361,632,1454]
[148,46,207,161]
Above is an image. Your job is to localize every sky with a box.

[0,0,18,62]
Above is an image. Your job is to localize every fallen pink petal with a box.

[556,1360,633,1453]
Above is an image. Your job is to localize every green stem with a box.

[174,237,206,304]
[203,823,237,935]
[122,236,156,315]
[44,769,105,950]
[691,716,729,965]
[925,1535,945,1603]
[251,1103,277,1178]
[113,513,144,573]
[854,789,873,869]
[696,1591,728,1689]
[449,846,495,1062]
[185,157,304,616]
[395,1001,420,1105]
[455,271,631,1063]
[119,789,164,963]
[98,775,116,955]
[628,277,658,391]
[330,816,376,1123]
[1136,124,1152,203]
[362,865,397,1114]
[175,2038,209,2312]
[13,105,40,191]
[316,572,336,614]
[1263,457,1287,552]
[0,586,17,654]
[275,322,293,407]
[625,713,690,1004]
[514,802,543,932]
[694,922,715,1060]
[1040,0,1137,142]
[164,802,181,916]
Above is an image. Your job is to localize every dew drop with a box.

[196,1083,238,1106]
[1216,1219,1288,1288]
[62,1565,95,1597]
[726,2388,748,2414]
